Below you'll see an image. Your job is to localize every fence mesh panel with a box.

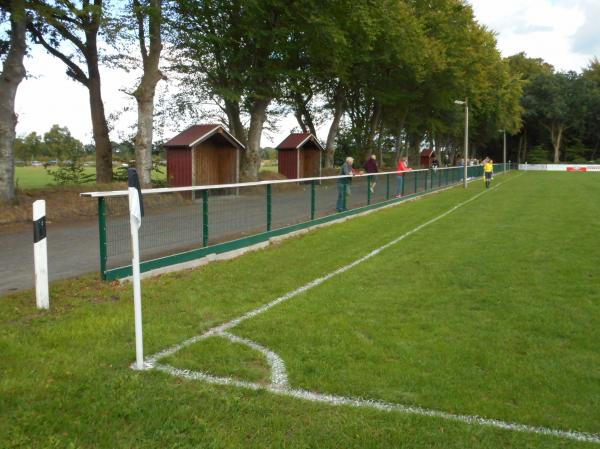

[88,165,507,276]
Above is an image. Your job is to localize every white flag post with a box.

[128,169,145,370]
[33,200,49,309]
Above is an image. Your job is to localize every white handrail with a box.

[81,164,490,198]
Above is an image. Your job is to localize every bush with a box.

[46,161,95,185]
[527,146,552,164]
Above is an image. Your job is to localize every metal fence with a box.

[82,164,508,280]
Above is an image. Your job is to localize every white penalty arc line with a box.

[142,174,600,444]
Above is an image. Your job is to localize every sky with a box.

[11,0,600,148]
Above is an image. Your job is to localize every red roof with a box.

[421,149,435,157]
[276,133,324,151]
[164,124,245,150]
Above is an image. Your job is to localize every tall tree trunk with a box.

[524,129,528,162]
[28,0,113,183]
[134,88,158,187]
[0,0,27,202]
[325,87,344,168]
[294,111,308,133]
[133,0,164,187]
[551,124,564,163]
[367,100,382,158]
[393,127,402,168]
[241,98,270,179]
[298,99,316,136]
[88,69,113,183]
[224,99,247,146]
[376,119,384,165]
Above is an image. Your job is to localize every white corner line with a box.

[152,363,600,445]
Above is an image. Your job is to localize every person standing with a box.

[396,156,412,197]
[483,158,493,188]
[363,154,379,193]
[336,157,355,212]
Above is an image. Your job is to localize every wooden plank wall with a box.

[194,140,237,185]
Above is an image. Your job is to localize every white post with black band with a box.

[128,168,145,370]
[33,200,49,309]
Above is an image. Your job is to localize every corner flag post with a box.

[128,168,145,370]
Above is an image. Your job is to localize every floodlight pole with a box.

[455,99,469,188]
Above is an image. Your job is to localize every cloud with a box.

[572,0,600,57]
[468,0,591,71]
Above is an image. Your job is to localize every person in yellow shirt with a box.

[483,159,493,188]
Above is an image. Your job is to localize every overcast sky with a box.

[13,0,600,147]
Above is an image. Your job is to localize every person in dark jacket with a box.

[336,157,354,212]
[363,154,379,193]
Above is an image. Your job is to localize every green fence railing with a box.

[83,164,509,281]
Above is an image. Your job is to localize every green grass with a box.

[14,166,96,189]
[1,172,599,448]
[14,166,166,190]
[165,336,273,384]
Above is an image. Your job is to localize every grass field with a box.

[1,172,599,448]
[14,166,166,190]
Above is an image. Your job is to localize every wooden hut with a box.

[420,149,436,168]
[164,124,245,187]
[276,133,324,179]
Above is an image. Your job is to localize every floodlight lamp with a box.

[454,100,465,105]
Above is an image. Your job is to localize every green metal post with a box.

[310,180,316,220]
[445,169,449,186]
[414,171,418,193]
[367,176,372,205]
[266,184,272,231]
[202,190,209,247]
[342,182,348,210]
[97,197,107,280]
[386,174,390,200]
[425,170,429,191]
[401,174,405,197]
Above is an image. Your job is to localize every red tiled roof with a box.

[164,124,245,150]
[276,133,324,151]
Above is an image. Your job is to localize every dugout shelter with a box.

[164,124,245,187]
[420,149,436,168]
[276,133,324,179]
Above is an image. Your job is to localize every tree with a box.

[27,0,114,182]
[14,131,47,161]
[523,72,584,162]
[507,52,554,163]
[171,0,322,179]
[128,0,165,187]
[0,0,27,201]
[582,59,600,159]
[43,124,84,160]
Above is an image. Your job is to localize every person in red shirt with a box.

[396,156,412,197]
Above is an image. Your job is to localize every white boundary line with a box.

[138,174,600,444]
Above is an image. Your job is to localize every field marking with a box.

[143,176,514,367]
[154,363,600,444]
[139,173,600,445]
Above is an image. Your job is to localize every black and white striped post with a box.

[33,200,49,309]
[128,168,145,370]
